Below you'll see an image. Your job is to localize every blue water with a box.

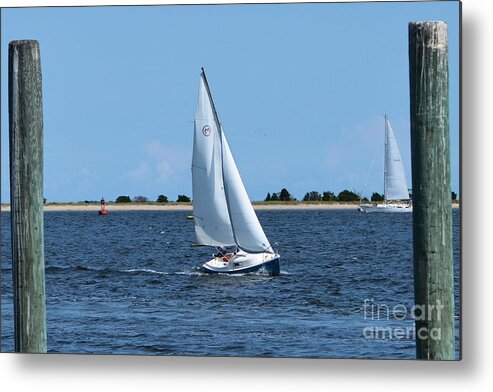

[1,209,460,358]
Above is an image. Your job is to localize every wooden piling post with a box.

[408,22,454,359]
[9,40,47,353]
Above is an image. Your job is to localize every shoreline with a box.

[0,202,357,212]
[0,202,460,212]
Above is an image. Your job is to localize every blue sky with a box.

[1,1,460,202]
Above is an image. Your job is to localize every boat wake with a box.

[44,264,289,279]
[175,269,205,276]
[120,268,169,276]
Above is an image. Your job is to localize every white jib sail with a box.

[192,75,235,247]
[220,130,272,253]
[384,118,409,201]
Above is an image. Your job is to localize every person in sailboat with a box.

[213,246,228,258]
[213,246,238,262]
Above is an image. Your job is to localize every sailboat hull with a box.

[358,203,413,213]
[200,252,280,276]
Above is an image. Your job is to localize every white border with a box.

[2,0,492,391]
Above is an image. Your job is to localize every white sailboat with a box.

[358,115,412,213]
[192,68,280,275]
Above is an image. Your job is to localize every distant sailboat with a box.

[192,68,280,275]
[358,116,412,213]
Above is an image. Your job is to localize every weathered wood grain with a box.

[9,40,47,353]
[409,22,455,360]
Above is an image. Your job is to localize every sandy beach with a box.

[0,202,362,212]
[0,202,460,212]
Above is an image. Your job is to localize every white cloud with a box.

[325,115,384,169]
[145,140,190,183]
[123,140,190,185]
[125,161,151,181]
[146,140,169,160]
[156,160,173,182]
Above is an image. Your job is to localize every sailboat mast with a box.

[384,115,388,204]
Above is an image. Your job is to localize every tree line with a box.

[113,188,363,204]
[114,194,191,203]
[265,189,458,202]
[107,189,458,204]
[265,188,363,202]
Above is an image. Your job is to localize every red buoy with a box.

[98,197,108,215]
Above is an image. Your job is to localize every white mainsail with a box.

[192,75,235,247]
[192,70,272,253]
[384,116,409,201]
